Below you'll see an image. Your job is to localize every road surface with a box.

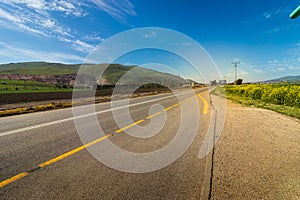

[0,88,213,199]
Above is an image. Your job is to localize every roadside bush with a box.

[225,84,300,107]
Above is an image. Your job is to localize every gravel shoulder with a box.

[211,97,300,200]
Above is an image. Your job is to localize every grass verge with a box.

[212,86,300,119]
[0,102,72,117]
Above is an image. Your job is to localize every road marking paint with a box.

[171,103,180,108]
[197,94,209,115]
[164,102,180,111]
[164,106,173,111]
[115,119,145,133]
[0,172,28,188]
[0,90,204,137]
[39,134,112,168]
[0,89,207,187]
[146,111,162,119]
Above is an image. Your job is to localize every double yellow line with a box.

[0,92,209,188]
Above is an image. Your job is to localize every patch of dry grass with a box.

[0,102,73,117]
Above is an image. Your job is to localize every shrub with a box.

[225,84,300,107]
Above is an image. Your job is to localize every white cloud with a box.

[283,42,300,69]
[0,0,135,55]
[288,66,298,70]
[0,2,71,38]
[73,40,95,52]
[0,42,84,63]
[58,36,72,43]
[21,0,46,10]
[0,7,50,37]
[263,12,271,19]
[42,19,55,28]
[48,1,88,17]
[0,8,20,23]
[238,69,249,75]
[2,0,86,17]
[277,67,285,71]
[90,0,136,22]
[83,34,105,42]
[268,59,278,64]
[57,37,96,53]
[263,7,290,19]
[253,69,264,73]
[0,0,47,10]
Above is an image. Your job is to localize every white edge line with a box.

[0,89,203,137]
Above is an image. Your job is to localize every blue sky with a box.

[0,0,299,82]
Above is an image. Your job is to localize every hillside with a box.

[0,62,188,87]
[264,75,300,83]
[0,62,80,75]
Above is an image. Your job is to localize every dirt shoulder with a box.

[211,97,300,199]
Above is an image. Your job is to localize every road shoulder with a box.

[211,97,300,199]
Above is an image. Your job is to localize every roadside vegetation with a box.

[0,102,73,117]
[212,84,300,119]
[0,62,79,75]
[0,79,72,93]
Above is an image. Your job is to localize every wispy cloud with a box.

[263,12,272,19]
[253,69,264,73]
[90,0,136,22]
[243,43,300,80]
[277,67,285,71]
[0,41,84,63]
[82,33,105,42]
[243,6,296,35]
[0,0,136,55]
[267,59,278,64]
[0,1,75,39]
[73,40,95,52]
[1,0,88,17]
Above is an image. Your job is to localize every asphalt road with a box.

[0,88,212,199]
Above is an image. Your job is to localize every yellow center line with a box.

[197,94,209,115]
[164,106,173,111]
[39,134,112,168]
[0,172,28,188]
[115,119,145,133]
[146,111,162,119]
[172,103,180,107]
[0,90,208,188]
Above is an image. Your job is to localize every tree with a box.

[235,79,243,85]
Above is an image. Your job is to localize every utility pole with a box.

[232,60,240,84]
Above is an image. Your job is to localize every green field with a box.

[0,79,72,93]
[213,84,300,119]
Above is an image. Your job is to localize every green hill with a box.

[0,62,80,75]
[0,62,188,86]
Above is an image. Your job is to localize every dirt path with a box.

[211,98,300,200]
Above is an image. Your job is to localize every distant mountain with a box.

[0,62,189,87]
[264,75,300,83]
